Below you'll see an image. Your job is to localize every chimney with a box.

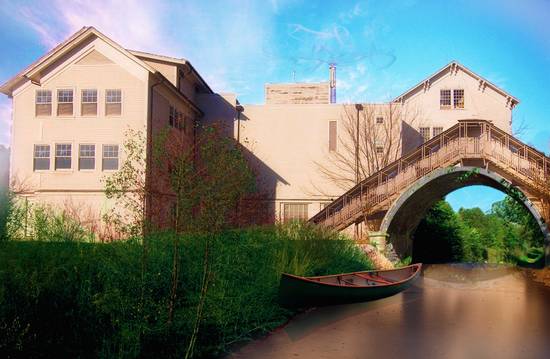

[329,63,336,104]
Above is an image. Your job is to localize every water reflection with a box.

[230,264,550,359]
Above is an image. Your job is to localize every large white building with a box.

[0,27,519,233]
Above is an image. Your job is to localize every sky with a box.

[0,0,549,212]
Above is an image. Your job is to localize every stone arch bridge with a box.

[309,120,550,266]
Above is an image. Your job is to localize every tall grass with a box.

[0,222,371,358]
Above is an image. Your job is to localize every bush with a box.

[0,223,371,358]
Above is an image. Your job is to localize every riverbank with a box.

[530,267,550,287]
[0,224,372,358]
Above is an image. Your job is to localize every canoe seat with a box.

[338,277,359,286]
[354,273,393,285]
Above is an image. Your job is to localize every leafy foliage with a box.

[413,196,544,264]
[0,223,371,358]
[103,128,148,238]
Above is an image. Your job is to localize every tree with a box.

[152,124,255,233]
[316,102,421,191]
[491,196,544,250]
[413,200,463,263]
[103,128,148,239]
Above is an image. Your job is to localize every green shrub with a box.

[0,223,371,358]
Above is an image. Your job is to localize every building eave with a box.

[129,50,214,94]
[0,26,157,96]
[392,61,520,106]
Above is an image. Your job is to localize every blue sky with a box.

[0,0,549,212]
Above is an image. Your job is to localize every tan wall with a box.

[148,81,198,229]
[236,104,343,220]
[141,59,177,86]
[400,67,513,134]
[236,68,515,222]
[10,36,150,225]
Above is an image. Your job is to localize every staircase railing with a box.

[310,120,550,229]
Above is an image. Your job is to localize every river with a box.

[230,264,550,359]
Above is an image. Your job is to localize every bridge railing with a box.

[311,120,550,229]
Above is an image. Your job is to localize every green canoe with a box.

[279,263,422,307]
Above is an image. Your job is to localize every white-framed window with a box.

[57,89,74,116]
[440,89,451,109]
[283,203,309,223]
[79,144,95,170]
[329,120,337,152]
[432,127,443,137]
[55,143,72,170]
[420,127,431,143]
[81,89,98,116]
[35,90,52,116]
[453,89,464,109]
[102,144,119,171]
[376,116,384,124]
[33,144,50,171]
[105,89,122,116]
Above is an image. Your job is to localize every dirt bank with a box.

[529,268,550,287]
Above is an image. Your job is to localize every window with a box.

[79,144,95,170]
[33,145,50,170]
[420,127,431,143]
[329,120,337,152]
[453,89,464,109]
[169,105,176,127]
[35,90,52,116]
[57,89,73,116]
[102,145,119,170]
[440,89,451,109]
[432,127,443,137]
[376,145,384,154]
[55,144,72,169]
[81,89,98,116]
[105,89,122,115]
[283,203,309,223]
[376,116,384,124]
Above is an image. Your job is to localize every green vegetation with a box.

[0,127,372,358]
[413,196,544,265]
[0,197,371,358]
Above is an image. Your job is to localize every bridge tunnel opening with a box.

[379,167,549,266]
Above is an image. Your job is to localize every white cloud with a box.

[14,0,175,55]
[0,97,12,147]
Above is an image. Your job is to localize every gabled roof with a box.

[0,26,208,115]
[393,61,519,107]
[0,26,156,96]
[129,50,213,94]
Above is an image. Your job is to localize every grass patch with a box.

[0,223,371,358]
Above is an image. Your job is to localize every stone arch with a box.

[379,166,549,263]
